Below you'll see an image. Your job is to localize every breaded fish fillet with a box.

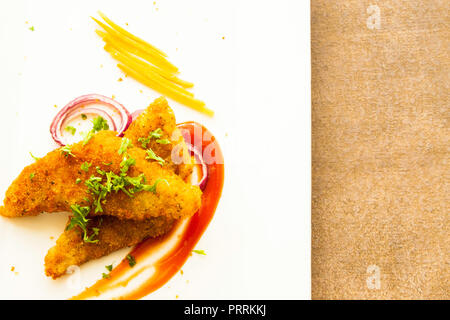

[124,96,193,180]
[0,97,200,279]
[45,215,174,279]
[0,130,201,220]
[43,98,199,278]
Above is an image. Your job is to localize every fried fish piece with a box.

[124,96,193,180]
[44,99,199,279]
[0,130,201,220]
[1,97,200,279]
[45,215,174,279]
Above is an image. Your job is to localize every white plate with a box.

[0,0,310,299]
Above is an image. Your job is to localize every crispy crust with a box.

[45,216,174,279]
[0,130,201,220]
[42,98,199,278]
[124,96,193,179]
[0,97,201,279]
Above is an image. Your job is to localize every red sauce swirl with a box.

[72,121,224,300]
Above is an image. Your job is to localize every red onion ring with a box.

[50,94,132,146]
[130,110,208,190]
[175,123,208,191]
[185,139,209,191]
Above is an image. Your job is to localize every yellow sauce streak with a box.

[93,12,212,116]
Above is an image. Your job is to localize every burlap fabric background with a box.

[312,0,448,299]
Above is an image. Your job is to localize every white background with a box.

[0,0,310,299]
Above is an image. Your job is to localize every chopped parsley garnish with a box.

[72,143,163,231]
[67,170,162,243]
[142,179,164,193]
[103,262,113,278]
[145,148,165,165]
[65,126,76,135]
[96,166,106,176]
[138,137,151,149]
[128,173,161,195]
[75,178,82,184]
[29,26,35,31]
[29,173,35,181]
[61,145,75,158]
[156,138,171,145]
[81,116,109,146]
[149,128,163,139]
[29,152,40,161]
[92,116,109,132]
[121,174,145,192]
[87,175,102,185]
[84,156,158,213]
[137,128,170,148]
[89,228,100,242]
[118,137,133,155]
[85,175,107,213]
[120,156,136,173]
[192,250,206,255]
[103,162,113,166]
[81,161,92,172]
[66,204,99,243]
[81,114,87,120]
[81,130,94,146]
[66,205,88,234]
[126,254,136,267]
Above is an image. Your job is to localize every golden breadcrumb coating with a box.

[0,97,201,279]
[45,216,174,279]
[124,96,193,179]
[0,130,201,220]
[44,98,199,278]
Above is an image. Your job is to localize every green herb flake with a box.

[102,273,110,279]
[66,204,99,244]
[120,156,136,173]
[84,175,108,213]
[156,138,171,145]
[138,128,169,148]
[81,114,87,120]
[61,145,75,158]
[80,116,109,147]
[145,148,165,166]
[92,116,109,132]
[126,254,136,267]
[105,264,113,272]
[138,137,151,149]
[81,130,94,146]
[142,178,165,193]
[149,128,163,139]
[29,152,40,161]
[29,26,35,31]
[65,126,76,135]
[86,227,100,243]
[118,137,133,155]
[96,166,106,176]
[75,178,82,184]
[192,250,206,255]
[81,162,92,172]
[29,173,35,181]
